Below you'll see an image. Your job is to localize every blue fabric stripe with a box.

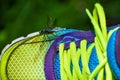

[107,30,120,79]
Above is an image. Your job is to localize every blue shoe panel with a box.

[54,52,61,80]
[88,47,99,73]
[107,30,120,79]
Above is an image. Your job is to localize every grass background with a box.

[0,0,120,52]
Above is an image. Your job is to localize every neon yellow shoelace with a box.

[59,3,119,80]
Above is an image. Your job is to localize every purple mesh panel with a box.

[44,31,95,80]
[116,29,120,67]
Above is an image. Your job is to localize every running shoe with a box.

[0,3,120,80]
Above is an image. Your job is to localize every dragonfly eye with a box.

[45,29,54,33]
[39,29,54,35]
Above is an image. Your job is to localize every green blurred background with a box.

[0,0,120,52]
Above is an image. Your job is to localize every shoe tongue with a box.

[116,28,120,67]
[44,31,95,80]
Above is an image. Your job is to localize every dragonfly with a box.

[0,17,80,80]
